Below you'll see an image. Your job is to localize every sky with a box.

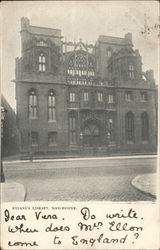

[1,1,159,110]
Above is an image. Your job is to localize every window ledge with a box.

[108,143,116,147]
[48,120,56,123]
[142,141,149,144]
[29,117,38,120]
[126,141,134,144]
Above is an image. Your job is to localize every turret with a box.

[124,33,132,46]
[21,17,30,31]
[145,70,154,81]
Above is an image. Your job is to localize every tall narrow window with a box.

[84,92,89,102]
[141,92,148,101]
[125,112,134,143]
[141,112,149,141]
[106,48,112,58]
[48,90,56,121]
[69,113,76,144]
[29,89,37,119]
[69,92,76,102]
[31,132,38,147]
[108,94,114,103]
[129,64,134,79]
[125,91,133,101]
[48,132,57,146]
[98,92,103,102]
[39,53,46,72]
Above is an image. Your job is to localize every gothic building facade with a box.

[15,17,157,157]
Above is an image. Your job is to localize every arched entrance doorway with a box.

[82,121,103,146]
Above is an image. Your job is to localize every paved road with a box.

[3,157,157,201]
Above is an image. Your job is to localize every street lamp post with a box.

[28,104,33,161]
[107,131,111,155]
[1,106,7,183]
[79,132,83,156]
[107,131,111,145]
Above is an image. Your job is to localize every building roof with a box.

[98,35,125,44]
[97,33,132,46]
[28,25,61,37]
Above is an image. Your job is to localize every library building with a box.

[14,17,157,157]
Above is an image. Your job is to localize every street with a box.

[3,156,157,201]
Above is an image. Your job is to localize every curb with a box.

[1,182,26,202]
[4,154,157,164]
[131,175,156,200]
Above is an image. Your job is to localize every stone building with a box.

[14,17,157,157]
[1,95,20,156]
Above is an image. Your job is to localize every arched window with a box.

[141,112,149,141]
[84,92,89,102]
[69,112,76,144]
[48,90,56,121]
[39,53,46,72]
[29,89,37,119]
[98,92,103,102]
[48,132,57,146]
[125,112,134,143]
[88,57,95,77]
[108,94,114,103]
[106,47,112,57]
[31,131,38,146]
[67,52,95,85]
[129,64,134,79]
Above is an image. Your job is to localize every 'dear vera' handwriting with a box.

[4,209,59,222]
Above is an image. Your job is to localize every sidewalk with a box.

[1,182,26,202]
[4,154,157,164]
[131,173,157,198]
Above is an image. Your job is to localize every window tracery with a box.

[141,112,149,142]
[48,90,56,122]
[29,89,37,119]
[39,53,46,72]
[125,112,134,143]
[67,51,95,85]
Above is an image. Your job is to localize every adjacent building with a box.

[1,95,20,156]
[14,17,157,157]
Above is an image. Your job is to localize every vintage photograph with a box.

[1,1,159,202]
